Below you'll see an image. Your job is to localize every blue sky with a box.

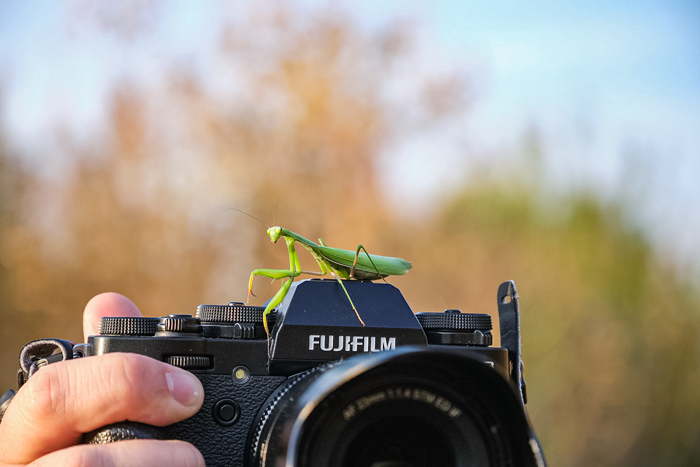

[1,0,699,272]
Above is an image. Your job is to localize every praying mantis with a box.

[247,226,412,338]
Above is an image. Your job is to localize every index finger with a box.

[0,353,204,464]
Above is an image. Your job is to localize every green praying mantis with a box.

[247,226,412,338]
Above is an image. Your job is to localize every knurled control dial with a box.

[99,317,159,336]
[196,303,269,323]
[156,315,203,335]
[196,303,272,340]
[415,310,492,331]
[415,310,493,346]
[167,356,211,369]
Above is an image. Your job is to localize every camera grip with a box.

[83,421,164,444]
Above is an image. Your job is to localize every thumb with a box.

[83,293,142,340]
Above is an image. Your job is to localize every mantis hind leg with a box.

[330,271,366,326]
[314,238,366,326]
[351,244,388,283]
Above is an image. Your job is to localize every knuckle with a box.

[105,353,161,406]
[21,353,165,425]
[22,364,69,421]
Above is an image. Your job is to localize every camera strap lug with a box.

[2,339,73,423]
[17,338,75,388]
[497,281,527,405]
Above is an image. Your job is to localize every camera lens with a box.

[248,348,539,467]
[310,381,487,467]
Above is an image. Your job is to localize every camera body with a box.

[7,279,545,467]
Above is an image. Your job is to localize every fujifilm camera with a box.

[1,279,545,466]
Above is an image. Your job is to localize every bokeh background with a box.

[1,1,699,465]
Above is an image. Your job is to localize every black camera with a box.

[3,279,545,466]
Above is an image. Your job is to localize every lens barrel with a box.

[248,347,539,467]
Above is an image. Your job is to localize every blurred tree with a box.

[395,178,700,466]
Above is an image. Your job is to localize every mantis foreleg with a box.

[247,267,301,301]
[262,276,294,337]
[247,237,303,347]
[246,268,298,353]
[248,237,302,300]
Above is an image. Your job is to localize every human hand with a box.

[0,293,205,466]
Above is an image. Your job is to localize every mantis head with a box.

[267,226,282,243]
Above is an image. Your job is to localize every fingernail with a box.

[165,371,203,408]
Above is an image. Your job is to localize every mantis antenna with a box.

[229,207,270,229]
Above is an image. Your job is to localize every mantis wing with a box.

[317,246,412,276]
